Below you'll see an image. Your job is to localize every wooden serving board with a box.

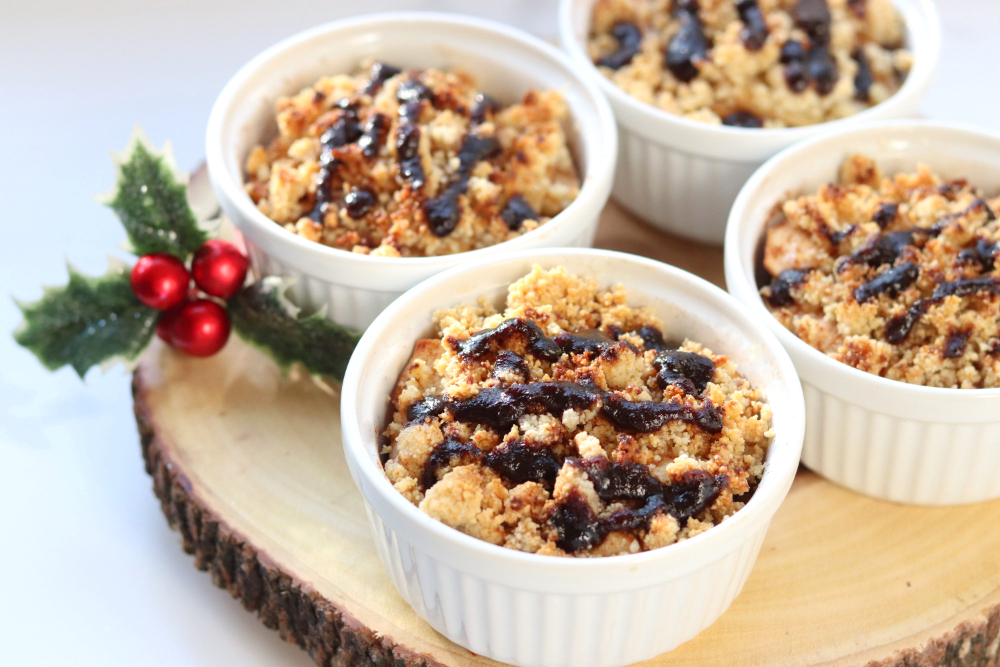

[132,200,1000,667]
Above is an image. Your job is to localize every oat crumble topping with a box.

[244,62,580,257]
[383,266,774,557]
[588,0,912,128]
[761,154,1000,388]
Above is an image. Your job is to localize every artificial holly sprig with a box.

[13,126,361,381]
[229,277,361,382]
[96,126,216,258]
[14,258,159,377]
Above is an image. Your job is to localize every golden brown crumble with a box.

[761,154,1000,388]
[244,62,579,257]
[383,266,773,557]
[588,0,912,128]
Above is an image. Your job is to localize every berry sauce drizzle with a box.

[737,0,769,51]
[424,133,501,236]
[549,464,728,552]
[395,78,434,190]
[309,100,362,221]
[499,195,538,231]
[885,277,1000,343]
[666,0,709,83]
[783,0,838,95]
[598,22,643,70]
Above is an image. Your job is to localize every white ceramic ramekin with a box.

[725,120,1000,506]
[206,13,617,330]
[559,0,940,246]
[341,248,804,667]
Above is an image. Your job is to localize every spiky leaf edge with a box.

[228,277,362,383]
[13,256,159,378]
[94,124,218,258]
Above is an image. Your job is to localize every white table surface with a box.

[1,1,997,664]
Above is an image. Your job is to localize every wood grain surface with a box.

[132,200,1000,667]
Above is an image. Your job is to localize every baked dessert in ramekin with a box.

[559,0,939,244]
[207,13,616,329]
[383,265,774,557]
[342,248,804,667]
[587,0,912,128]
[726,120,1000,505]
[243,63,580,258]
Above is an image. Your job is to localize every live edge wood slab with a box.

[132,201,1000,667]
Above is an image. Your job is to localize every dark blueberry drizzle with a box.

[344,188,377,219]
[935,276,1000,299]
[842,229,917,269]
[457,317,563,362]
[723,111,764,128]
[436,318,724,435]
[944,330,971,359]
[957,237,999,272]
[555,329,614,356]
[602,392,723,434]
[422,435,482,489]
[781,41,809,92]
[783,0,838,95]
[549,492,606,552]
[424,133,501,236]
[767,269,807,307]
[666,1,709,83]
[577,458,664,502]
[654,350,715,394]
[309,100,362,221]
[423,436,564,490]
[470,93,502,124]
[632,326,671,353]
[395,78,434,190]
[493,351,531,381]
[830,224,858,246]
[852,47,874,101]
[736,0,769,51]
[806,44,839,95]
[426,380,722,436]
[358,113,389,159]
[397,78,435,105]
[853,262,920,303]
[885,277,1000,343]
[499,194,538,231]
[446,382,599,433]
[929,198,997,235]
[598,21,644,70]
[483,441,562,487]
[873,202,899,229]
[780,39,806,64]
[363,62,402,95]
[795,0,832,43]
[549,464,727,552]
[406,395,447,423]
[396,104,426,189]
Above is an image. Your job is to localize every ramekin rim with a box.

[556,0,942,141]
[205,11,618,269]
[341,246,805,570]
[724,117,1000,400]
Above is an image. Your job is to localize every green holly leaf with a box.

[95,125,215,258]
[228,277,362,381]
[13,257,159,378]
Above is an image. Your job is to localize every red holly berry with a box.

[155,306,181,344]
[170,299,231,357]
[191,240,249,300]
[130,253,190,310]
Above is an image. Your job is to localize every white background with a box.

[1,1,997,664]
